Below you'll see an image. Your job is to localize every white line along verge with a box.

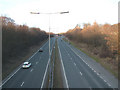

[21,82,24,87]
[64,41,112,88]
[0,67,21,87]
[0,40,49,88]
[41,49,52,88]
[58,43,69,88]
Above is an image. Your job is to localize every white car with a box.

[22,62,31,69]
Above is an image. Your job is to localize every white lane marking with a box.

[0,39,49,87]
[41,49,53,88]
[36,62,38,64]
[94,70,96,73]
[90,67,94,71]
[104,80,107,83]
[21,82,24,87]
[87,64,89,67]
[0,67,21,87]
[68,53,69,56]
[58,44,69,88]
[74,63,76,66]
[79,72,82,76]
[64,41,112,88]
[96,73,99,76]
[30,69,34,72]
[100,76,103,79]
[107,83,111,87]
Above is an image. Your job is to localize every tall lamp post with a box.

[30,11,69,59]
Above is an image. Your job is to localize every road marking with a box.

[0,67,21,87]
[94,70,96,73]
[41,49,53,88]
[79,72,82,76]
[96,73,99,76]
[87,64,89,67]
[68,53,69,56]
[36,62,38,64]
[107,83,111,87]
[0,39,49,87]
[74,63,76,66]
[30,69,33,72]
[104,80,107,83]
[64,41,112,88]
[21,82,24,87]
[58,44,69,88]
[100,76,103,79]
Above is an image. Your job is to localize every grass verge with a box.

[53,39,64,88]
[2,39,48,80]
[63,38,118,78]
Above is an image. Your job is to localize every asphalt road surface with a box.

[2,37,56,88]
[57,36,118,89]
[1,36,118,89]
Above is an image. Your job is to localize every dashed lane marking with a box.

[21,82,24,87]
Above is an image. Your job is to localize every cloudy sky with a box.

[1,0,119,33]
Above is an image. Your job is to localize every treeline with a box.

[65,22,118,65]
[2,16,48,64]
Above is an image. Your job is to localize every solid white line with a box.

[0,67,21,87]
[107,83,111,87]
[0,40,49,87]
[58,44,69,88]
[41,50,52,88]
[21,82,24,87]
[79,72,82,76]
[64,41,112,88]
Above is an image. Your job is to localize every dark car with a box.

[39,48,43,52]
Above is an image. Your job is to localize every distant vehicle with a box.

[39,48,43,52]
[22,62,31,69]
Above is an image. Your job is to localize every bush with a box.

[1,16,48,63]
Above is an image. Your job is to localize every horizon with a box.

[1,0,119,33]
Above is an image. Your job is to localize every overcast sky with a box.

[1,0,119,33]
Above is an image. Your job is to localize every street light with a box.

[30,11,69,59]
[30,11,69,88]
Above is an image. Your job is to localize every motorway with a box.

[57,37,118,88]
[1,36,118,89]
[2,37,56,88]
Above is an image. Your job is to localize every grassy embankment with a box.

[2,38,48,80]
[63,38,118,78]
[2,16,48,79]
